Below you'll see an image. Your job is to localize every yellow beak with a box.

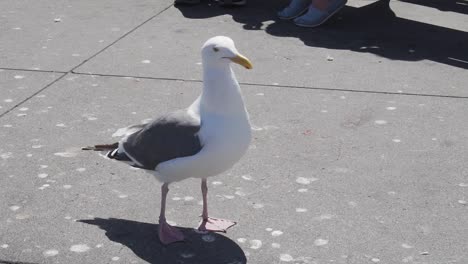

[229,54,253,69]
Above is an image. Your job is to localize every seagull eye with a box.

[213,47,219,52]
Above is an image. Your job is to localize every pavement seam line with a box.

[70,71,468,100]
[0,4,173,119]
[0,68,67,74]
[70,4,174,73]
[0,73,68,119]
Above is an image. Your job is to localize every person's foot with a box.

[198,217,236,232]
[174,0,200,5]
[277,0,311,20]
[294,0,347,27]
[158,221,184,245]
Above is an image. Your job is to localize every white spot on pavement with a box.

[371,258,380,263]
[111,256,120,261]
[43,249,59,257]
[76,168,86,172]
[38,184,50,190]
[141,60,151,64]
[402,243,413,249]
[56,123,66,127]
[212,181,222,185]
[296,177,318,185]
[314,238,328,246]
[458,200,467,205]
[96,244,103,248]
[1,152,13,160]
[1,244,9,249]
[252,203,264,209]
[256,93,264,96]
[459,183,468,187]
[316,214,334,220]
[241,175,252,181]
[375,120,388,125]
[249,240,262,249]
[40,165,48,169]
[272,243,281,248]
[271,230,283,237]
[14,75,24,79]
[32,145,43,149]
[296,208,307,213]
[16,214,30,220]
[9,205,21,211]
[298,188,308,192]
[54,151,77,158]
[19,107,29,111]
[38,173,48,178]
[392,139,401,143]
[4,99,13,103]
[184,196,194,201]
[265,227,273,232]
[223,195,235,199]
[235,190,246,196]
[237,238,247,243]
[172,197,181,201]
[386,106,396,111]
[70,244,90,253]
[280,254,294,262]
[63,185,72,189]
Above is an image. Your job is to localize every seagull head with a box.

[201,36,253,70]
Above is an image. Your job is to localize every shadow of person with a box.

[175,0,468,69]
[400,0,468,15]
[78,218,246,264]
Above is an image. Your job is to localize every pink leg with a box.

[158,183,184,244]
[198,178,236,232]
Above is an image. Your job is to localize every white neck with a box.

[199,62,247,116]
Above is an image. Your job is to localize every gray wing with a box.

[122,110,202,170]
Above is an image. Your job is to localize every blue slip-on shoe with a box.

[277,0,311,20]
[294,0,347,27]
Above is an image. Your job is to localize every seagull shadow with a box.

[175,0,468,69]
[78,218,246,264]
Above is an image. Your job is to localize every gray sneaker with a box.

[277,0,311,20]
[294,0,347,27]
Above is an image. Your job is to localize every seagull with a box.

[83,36,253,245]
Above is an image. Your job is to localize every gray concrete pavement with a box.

[1,0,467,264]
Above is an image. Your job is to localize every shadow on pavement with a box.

[400,0,468,15]
[78,218,246,264]
[175,0,468,69]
